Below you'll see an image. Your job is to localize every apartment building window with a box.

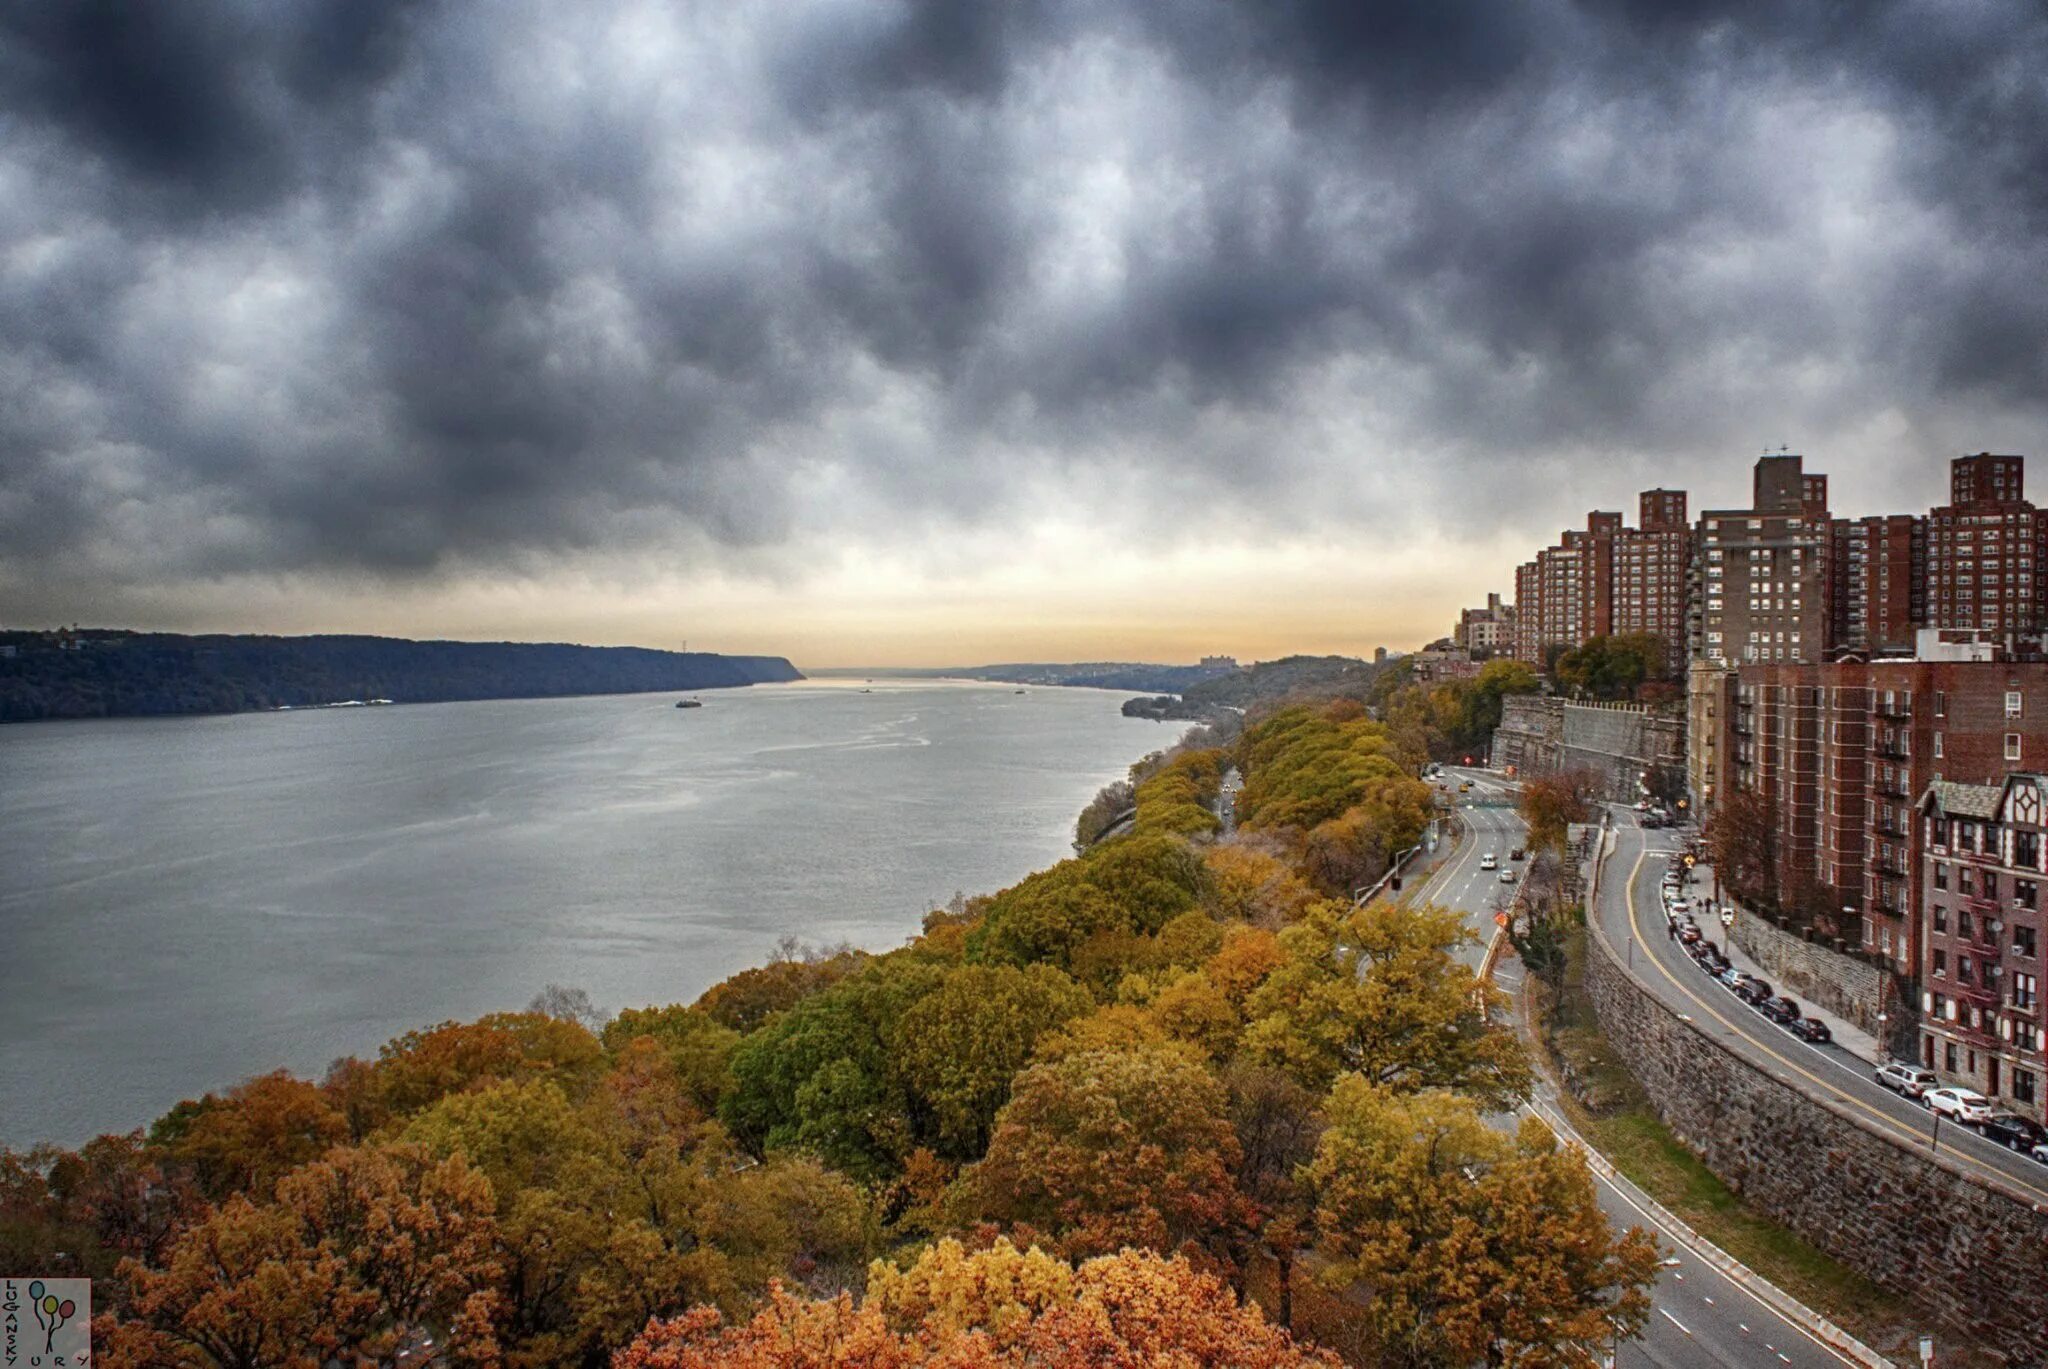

[1932,949,1947,977]
[2017,925,2038,959]
[1959,906,1975,935]
[2018,831,2040,869]
[2019,880,2039,910]
[2010,691,2025,719]
[2009,733,2025,762]
[1946,1041,1959,1071]
[1984,872,2000,902]
[1934,732,1945,759]
[2018,1069,2039,1104]
[1934,862,1949,890]
[2017,973,2040,1011]
[1936,690,1948,716]
[1933,903,1948,932]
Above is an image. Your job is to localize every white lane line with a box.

[1660,1309,1692,1335]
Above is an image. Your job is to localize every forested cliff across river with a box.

[0,629,803,722]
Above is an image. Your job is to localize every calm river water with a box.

[0,679,1177,1146]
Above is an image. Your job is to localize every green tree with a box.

[1241,899,1530,1107]
[888,963,1092,1158]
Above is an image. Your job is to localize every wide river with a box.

[0,679,1178,1147]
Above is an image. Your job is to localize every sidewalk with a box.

[1667,856,1887,1067]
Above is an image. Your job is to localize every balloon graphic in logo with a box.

[27,1280,43,1299]
[60,1299,77,1318]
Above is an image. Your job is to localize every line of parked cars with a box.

[1663,860,1833,1045]
[1872,1061,2048,1164]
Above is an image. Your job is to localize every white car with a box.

[1923,1087,1994,1124]
[1480,853,1498,871]
[1873,1061,1937,1098]
[1499,868,1517,883]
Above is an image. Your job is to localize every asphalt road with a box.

[1594,810,2048,1209]
[1420,768,1877,1368]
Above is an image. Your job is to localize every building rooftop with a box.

[1922,779,2002,819]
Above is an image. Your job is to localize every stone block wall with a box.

[1584,918,2048,1361]
[1729,913,1889,1039]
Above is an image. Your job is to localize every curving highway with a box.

[1593,811,2048,1208]
[1418,767,1881,1368]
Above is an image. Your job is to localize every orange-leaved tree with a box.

[612,1237,1341,1368]
[953,1044,1251,1268]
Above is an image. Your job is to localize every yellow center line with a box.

[1617,845,2048,1206]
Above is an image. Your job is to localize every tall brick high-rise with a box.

[1925,453,2047,643]
[1692,454,1832,667]
[1511,492,1690,671]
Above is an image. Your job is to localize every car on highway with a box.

[1716,967,1752,989]
[1509,848,1524,861]
[1677,921,1702,945]
[1480,853,1498,870]
[1732,977,1774,1006]
[1459,781,1472,793]
[1874,1061,1938,1098]
[1759,995,1803,1026]
[1923,1087,1994,1125]
[1977,1112,2048,1153]
[1789,1017,1833,1044]
[1498,868,1516,883]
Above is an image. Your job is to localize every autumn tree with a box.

[1707,784,1777,910]
[1241,898,1529,1107]
[887,963,1092,1158]
[956,1045,1251,1265]
[1305,1080,1657,1368]
[1516,767,1601,857]
[601,1005,742,1113]
[692,943,870,1034]
[110,1144,502,1368]
[149,1072,348,1201]
[1203,840,1318,927]
[964,833,1208,985]
[614,1239,1341,1368]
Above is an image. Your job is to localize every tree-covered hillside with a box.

[0,630,803,722]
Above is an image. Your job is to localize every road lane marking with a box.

[1660,1310,1692,1335]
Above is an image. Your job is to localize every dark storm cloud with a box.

[4,0,2047,611]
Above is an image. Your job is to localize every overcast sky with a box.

[4,1,2045,666]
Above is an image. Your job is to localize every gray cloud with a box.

[4,0,2047,617]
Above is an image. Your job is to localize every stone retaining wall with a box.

[1584,909,2048,1361]
[1729,913,1889,1038]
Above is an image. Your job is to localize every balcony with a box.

[1873,821,1907,839]
[1875,781,1909,800]
[1871,860,1908,881]
[1875,740,1911,761]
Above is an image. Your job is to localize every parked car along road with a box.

[1978,1112,2048,1154]
[1923,1087,1994,1125]
[1874,1061,1937,1098]
[1789,1018,1833,1044]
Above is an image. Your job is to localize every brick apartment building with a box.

[1692,454,1832,667]
[1721,652,2048,975]
[1512,491,1690,671]
[1926,453,2048,640]
[1829,513,1924,656]
[1916,772,2048,1122]
[1454,593,1516,654]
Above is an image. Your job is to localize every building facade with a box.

[1916,773,2048,1123]
[1721,657,2048,975]
[1454,593,1517,654]
[1512,492,1689,670]
[1694,454,1832,667]
[1925,453,2048,643]
[1829,513,1925,657]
